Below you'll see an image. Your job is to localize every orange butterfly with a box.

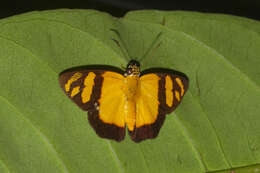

[59,31,189,142]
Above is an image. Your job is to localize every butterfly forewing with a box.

[59,69,126,141]
[59,70,97,110]
[158,73,189,113]
[130,72,189,142]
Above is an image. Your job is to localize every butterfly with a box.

[58,31,189,142]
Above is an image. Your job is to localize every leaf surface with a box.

[0,9,260,173]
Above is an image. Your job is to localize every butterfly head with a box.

[125,60,140,76]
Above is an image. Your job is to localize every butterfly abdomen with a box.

[123,75,140,131]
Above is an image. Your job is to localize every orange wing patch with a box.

[70,86,80,97]
[175,90,180,101]
[98,71,125,128]
[175,77,184,96]
[65,72,82,92]
[136,73,160,128]
[81,72,96,103]
[165,75,173,107]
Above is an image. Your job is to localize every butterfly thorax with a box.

[123,60,141,99]
[124,60,141,97]
[124,60,140,77]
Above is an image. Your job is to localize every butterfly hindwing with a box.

[59,69,126,141]
[130,72,189,142]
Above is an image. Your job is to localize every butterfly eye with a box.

[126,68,132,75]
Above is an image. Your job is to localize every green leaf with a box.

[0,9,260,173]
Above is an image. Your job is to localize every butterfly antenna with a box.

[110,29,131,61]
[111,38,129,61]
[138,32,163,62]
[161,16,166,26]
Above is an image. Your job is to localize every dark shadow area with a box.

[1,0,260,20]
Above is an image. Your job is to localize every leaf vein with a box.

[0,17,127,65]
[137,144,151,173]
[107,141,125,173]
[187,91,233,169]
[0,159,11,173]
[174,115,208,172]
[0,95,70,173]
